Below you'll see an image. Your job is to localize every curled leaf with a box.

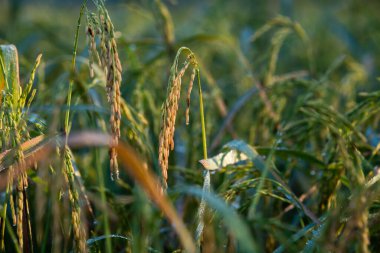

[199,150,248,170]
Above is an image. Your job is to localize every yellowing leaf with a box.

[199,150,248,170]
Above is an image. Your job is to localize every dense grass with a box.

[1,0,380,252]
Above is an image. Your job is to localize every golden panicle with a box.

[63,149,87,253]
[15,151,27,251]
[16,177,24,251]
[108,38,122,180]
[8,168,17,226]
[88,4,122,180]
[87,26,100,78]
[158,55,193,187]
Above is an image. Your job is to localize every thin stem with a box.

[0,205,6,251]
[196,68,211,246]
[63,2,92,252]
[5,217,21,253]
[197,68,207,160]
[64,0,87,142]
[95,148,112,253]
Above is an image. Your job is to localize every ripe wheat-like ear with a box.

[158,47,199,189]
[86,0,122,181]
[158,47,212,248]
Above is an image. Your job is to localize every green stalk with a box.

[95,148,112,253]
[0,204,6,251]
[0,172,14,251]
[65,0,87,141]
[197,68,208,160]
[41,199,52,253]
[86,97,112,252]
[195,68,211,246]
[5,218,21,253]
[63,2,98,252]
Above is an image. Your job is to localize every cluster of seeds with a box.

[158,50,198,188]
[63,149,87,252]
[86,2,122,180]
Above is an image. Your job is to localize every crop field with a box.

[1,0,380,252]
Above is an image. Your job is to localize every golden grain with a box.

[159,53,196,187]
[63,149,87,253]
[87,5,122,180]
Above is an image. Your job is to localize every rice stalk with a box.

[0,43,42,252]
[50,160,65,253]
[336,144,369,253]
[62,2,88,252]
[16,184,24,249]
[264,28,292,87]
[158,47,199,188]
[63,148,87,253]
[87,0,123,180]
[86,12,101,79]
[9,169,17,226]
[251,15,314,74]
[153,0,175,56]
[158,47,211,248]
[83,2,122,251]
